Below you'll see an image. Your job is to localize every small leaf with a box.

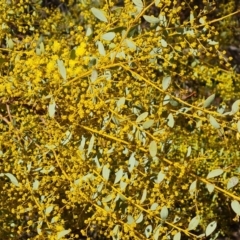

[57,59,67,82]
[150,203,159,211]
[97,41,106,56]
[125,39,137,51]
[61,130,72,145]
[154,0,160,6]
[102,194,114,203]
[114,169,123,184]
[231,100,240,115]
[238,120,240,133]
[87,135,95,157]
[90,8,108,22]
[91,69,98,82]
[45,205,54,215]
[127,215,135,224]
[57,229,71,239]
[48,99,56,118]
[231,200,240,215]
[33,179,40,190]
[189,180,197,196]
[203,94,215,108]
[155,171,165,184]
[206,183,215,193]
[143,119,154,129]
[136,112,148,123]
[140,189,147,204]
[206,221,217,237]
[173,232,181,240]
[5,173,19,187]
[160,39,168,48]
[186,146,191,157]
[145,225,152,238]
[209,115,220,129]
[102,164,110,181]
[101,32,115,41]
[162,76,171,90]
[207,169,224,179]
[149,140,157,158]
[128,152,136,173]
[143,15,160,24]
[188,215,200,231]
[160,206,169,220]
[167,113,174,128]
[116,97,125,109]
[227,176,239,190]
[136,212,144,223]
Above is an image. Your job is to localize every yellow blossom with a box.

[75,42,86,57]
[52,41,61,53]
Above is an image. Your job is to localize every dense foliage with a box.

[0,0,240,239]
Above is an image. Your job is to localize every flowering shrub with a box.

[0,0,240,239]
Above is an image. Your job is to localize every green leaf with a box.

[140,189,147,204]
[149,140,157,158]
[48,98,56,118]
[167,113,174,128]
[163,95,171,105]
[136,212,144,223]
[57,59,67,82]
[101,32,116,41]
[189,180,197,196]
[102,194,114,203]
[132,0,143,12]
[114,169,123,184]
[209,115,220,129]
[128,152,136,172]
[173,232,181,240]
[160,39,168,47]
[160,206,168,220]
[206,221,217,237]
[136,112,148,123]
[237,120,240,132]
[143,119,154,129]
[145,225,152,238]
[61,130,72,145]
[207,169,223,179]
[5,173,19,187]
[90,69,98,82]
[143,15,159,24]
[231,100,240,115]
[227,176,239,190]
[150,202,158,211]
[125,39,137,51]
[186,146,191,157]
[33,179,40,190]
[162,76,171,90]
[87,135,95,157]
[112,225,120,240]
[57,229,71,239]
[45,205,54,215]
[206,183,215,193]
[102,164,110,181]
[127,215,135,224]
[188,215,200,231]
[154,0,161,6]
[231,200,240,215]
[203,94,215,108]
[90,8,108,22]
[155,171,165,184]
[153,225,160,240]
[97,41,106,56]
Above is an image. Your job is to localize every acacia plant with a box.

[0,0,240,239]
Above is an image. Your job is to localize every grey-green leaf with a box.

[102,165,110,181]
[114,169,123,184]
[145,225,152,238]
[5,173,19,187]
[188,215,200,231]
[206,221,217,237]
[173,232,181,240]
[227,176,239,190]
[231,200,240,215]
[149,140,157,158]
[90,8,108,22]
[203,94,215,108]
[143,15,160,24]
[167,113,174,128]
[101,32,115,41]
[207,169,223,179]
[209,115,220,129]
[162,76,171,90]
[160,206,168,220]
[57,229,71,239]
[57,59,67,82]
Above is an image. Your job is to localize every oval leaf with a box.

[5,173,19,187]
[136,112,148,123]
[150,202,159,211]
[231,200,240,215]
[145,225,152,238]
[188,215,200,231]
[143,119,154,129]
[155,171,165,184]
[57,229,71,239]
[128,152,136,173]
[136,212,144,223]
[140,189,147,204]
[101,32,115,41]
[206,221,217,237]
[162,76,171,90]
[143,15,160,24]
[149,140,157,158]
[231,100,240,114]
[167,113,174,128]
[114,169,124,184]
[206,183,215,193]
[160,206,168,220]
[91,8,108,22]
[45,205,54,215]
[173,232,181,240]
[203,94,215,108]
[48,99,56,118]
[33,179,40,190]
[189,180,197,196]
[207,169,223,179]
[209,115,220,129]
[97,41,106,56]
[125,39,137,51]
[227,176,239,190]
[57,59,67,82]
[102,164,110,181]
[87,135,95,156]
[160,39,168,48]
